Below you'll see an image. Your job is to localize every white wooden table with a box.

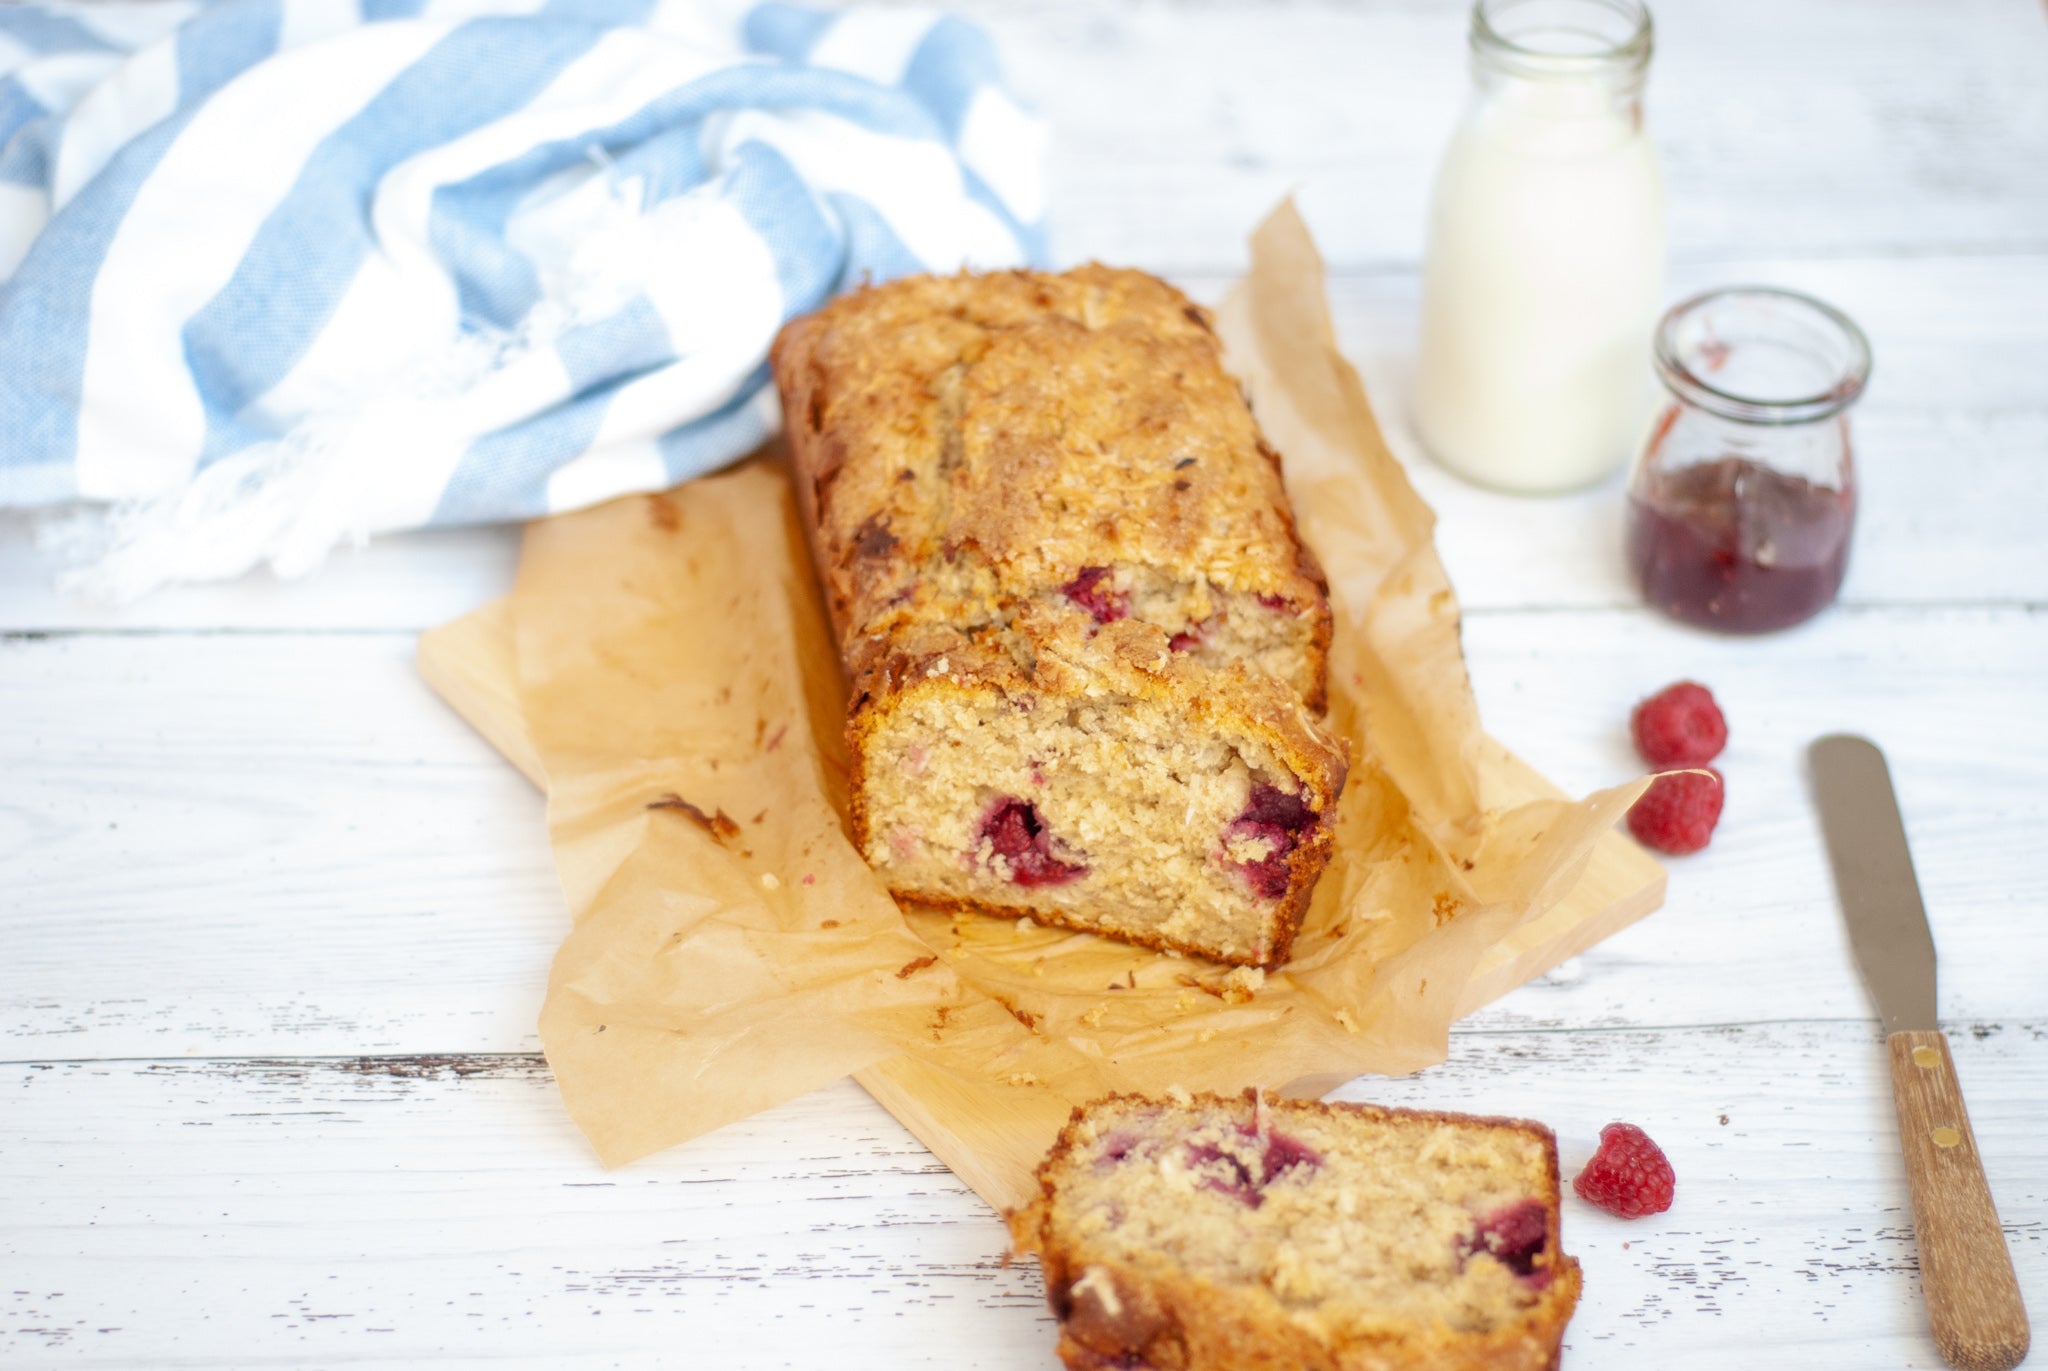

[5,1,2046,1366]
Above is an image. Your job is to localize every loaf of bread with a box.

[770,267,1348,967]
[1010,1091,1583,1371]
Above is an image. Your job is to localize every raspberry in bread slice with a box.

[1010,1091,1582,1371]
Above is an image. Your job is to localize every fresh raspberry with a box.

[1625,768,1723,855]
[1573,1122,1676,1218]
[1630,681,1728,767]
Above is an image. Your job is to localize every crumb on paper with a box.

[1220,966,1265,1004]
[647,794,741,843]
[1165,1084,1192,1106]
[819,918,840,929]
[1333,1008,1360,1035]
[1196,1028,1217,1044]
[896,955,937,979]
[1081,1004,1108,1028]
[1016,916,1034,935]
[802,873,815,886]
[1000,1071,1042,1088]
[759,872,780,890]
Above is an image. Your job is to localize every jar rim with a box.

[1654,286,1873,425]
[1470,0,1653,80]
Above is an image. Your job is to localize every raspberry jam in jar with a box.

[1627,286,1870,633]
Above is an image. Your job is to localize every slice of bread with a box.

[1009,1091,1582,1371]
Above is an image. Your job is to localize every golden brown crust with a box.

[1010,1092,1583,1371]
[772,266,1333,705]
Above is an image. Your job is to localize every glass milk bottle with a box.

[1414,0,1665,493]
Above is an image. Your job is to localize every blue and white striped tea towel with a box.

[0,0,1046,598]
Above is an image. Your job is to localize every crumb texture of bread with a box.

[772,268,1348,967]
[1010,1092,1583,1371]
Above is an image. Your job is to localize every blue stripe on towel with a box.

[185,17,607,461]
[557,293,674,394]
[0,83,51,185]
[0,110,202,501]
[0,6,118,55]
[360,0,434,21]
[900,15,997,141]
[431,369,633,523]
[657,361,774,482]
[176,0,282,102]
[716,139,840,320]
[825,190,923,290]
[741,3,835,63]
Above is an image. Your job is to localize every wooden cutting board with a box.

[419,596,1665,1211]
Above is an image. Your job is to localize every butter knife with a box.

[1810,734,2029,1371]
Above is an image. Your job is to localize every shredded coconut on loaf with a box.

[771,267,1348,967]
[1010,1091,1583,1371]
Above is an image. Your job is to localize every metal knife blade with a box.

[1809,734,1937,1034]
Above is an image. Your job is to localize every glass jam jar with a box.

[1626,286,1871,633]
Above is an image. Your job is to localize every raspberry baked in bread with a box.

[771,268,1347,967]
[1010,1091,1582,1371]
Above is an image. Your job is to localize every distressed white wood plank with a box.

[0,633,561,1054]
[985,0,2048,274]
[2,250,2042,629]
[4,607,2043,1057]
[2,1021,2043,1368]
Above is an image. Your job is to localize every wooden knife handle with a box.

[1886,1030,2030,1371]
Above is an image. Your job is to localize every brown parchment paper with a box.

[514,199,1646,1171]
